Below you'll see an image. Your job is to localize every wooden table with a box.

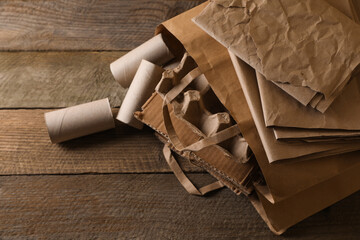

[0,1,360,239]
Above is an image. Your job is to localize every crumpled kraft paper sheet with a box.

[193,0,360,112]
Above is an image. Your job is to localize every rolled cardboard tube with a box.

[45,98,115,143]
[116,60,164,129]
[110,34,174,88]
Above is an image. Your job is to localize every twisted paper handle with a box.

[162,144,224,196]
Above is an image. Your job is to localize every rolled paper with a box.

[110,34,174,88]
[116,60,164,129]
[45,98,115,143]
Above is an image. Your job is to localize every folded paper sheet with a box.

[230,52,360,232]
[258,72,360,130]
[273,127,360,142]
[230,54,360,163]
[116,60,164,129]
[110,34,174,88]
[193,0,360,112]
[45,98,115,143]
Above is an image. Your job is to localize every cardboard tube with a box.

[45,98,115,143]
[116,60,164,129]
[110,34,174,88]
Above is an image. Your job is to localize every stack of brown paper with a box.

[194,0,360,154]
[193,0,360,113]
[136,0,360,234]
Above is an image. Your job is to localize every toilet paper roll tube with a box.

[116,60,164,129]
[45,98,115,143]
[110,34,174,88]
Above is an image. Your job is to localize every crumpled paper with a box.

[193,0,360,112]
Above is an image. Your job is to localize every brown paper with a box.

[160,1,360,200]
[231,53,360,163]
[270,0,359,109]
[116,60,164,129]
[273,127,360,142]
[193,0,360,112]
[45,98,115,143]
[162,144,224,196]
[258,70,360,130]
[230,52,360,232]
[273,82,316,106]
[156,1,360,232]
[110,34,174,88]
[137,53,257,195]
[252,158,360,233]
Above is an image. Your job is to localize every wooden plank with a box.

[0,174,359,239]
[0,51,126,108]
[0,0,205,51]
[0,109,203,174]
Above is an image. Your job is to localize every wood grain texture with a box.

[0,109,203,174]
[0,51,126,108]
[0,174,359,239]
[0,0,205,51]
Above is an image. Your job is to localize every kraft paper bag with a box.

[159,1,360,202]
[250,158,360,234]
[193,0,360,113]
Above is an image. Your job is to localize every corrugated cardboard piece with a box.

[136,53,258,195]
[152,0,360,233]
[193,0,360,113]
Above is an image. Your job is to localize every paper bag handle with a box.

[163,144,224,196]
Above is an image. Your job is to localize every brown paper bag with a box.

[155,1,360,233]
[159,1,360,202]
[193,0,360,113]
